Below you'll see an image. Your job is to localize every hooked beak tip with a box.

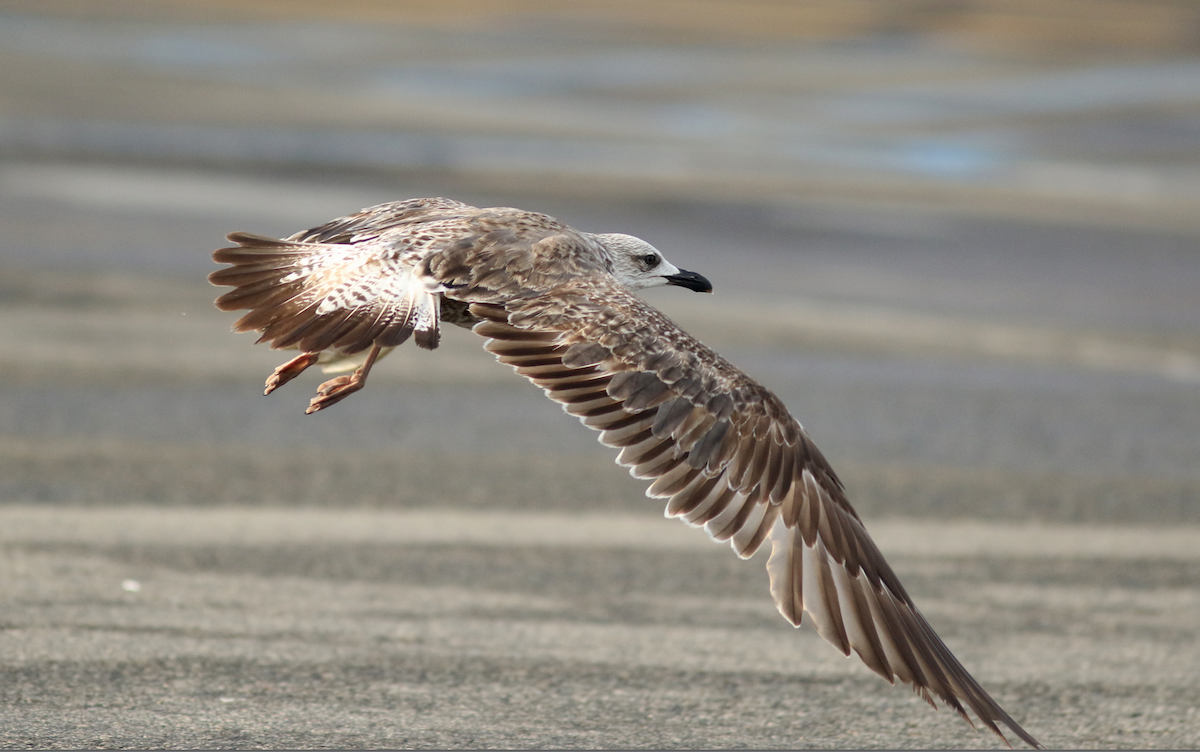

[665,269,713,293]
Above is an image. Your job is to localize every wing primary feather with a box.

[728,434,758,487]
[798,470,823,547]
[545,387,611,405]
[732,499,779,558]
[603,424,656,450]
[496,354,564,367]
[648,461,703,498]
[831,562,893,681]
[874,587,932,690]
[708,494,761,544]
[744,437,774,492]
[582,408,634,429]
[665,472,723,517]
[726,498,771,558]
[617,435,672,467]
[488,343,562,357]
[770,447,796,504]
[894,600,961,693]
[564,396,622,415]
[519,365,598,379]
[761,440,784,503]
[684,485,737,526]
[862,583,913,685]
[543,374,613,393]
[766,517,803,626]
[591,409,657,433]
[633,451,687,481]
[702,492,750,541]
[802,537,852,655]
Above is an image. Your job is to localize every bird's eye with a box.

[640,253,660,267]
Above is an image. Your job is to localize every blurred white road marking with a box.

[3,505,1198,560]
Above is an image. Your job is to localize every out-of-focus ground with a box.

[1,1,1199,748]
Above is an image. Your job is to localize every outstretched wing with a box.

[209,231,441,354]
[466,280,1039,750]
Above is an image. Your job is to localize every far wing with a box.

[466,282,1039,750]
[289,197,473,244]
[209,232,440,353]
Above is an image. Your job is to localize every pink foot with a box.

[305,373,364,414]
[302,342,383,414]
[265,351,321,395]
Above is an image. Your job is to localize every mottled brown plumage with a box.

[209,197,1040,749]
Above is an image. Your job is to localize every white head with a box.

[591,233,713,293]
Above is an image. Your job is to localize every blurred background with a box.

[2,1,1199,748]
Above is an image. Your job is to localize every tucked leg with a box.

[305,342,383,414]
[265,351,321,395]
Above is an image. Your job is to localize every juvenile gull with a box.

[209,197,1040,749]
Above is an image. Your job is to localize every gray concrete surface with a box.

[2,4,1200,749]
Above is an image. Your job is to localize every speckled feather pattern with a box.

[209,197,1039,749]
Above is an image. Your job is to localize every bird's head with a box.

[592,233,713,293]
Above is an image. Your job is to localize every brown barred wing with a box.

[469,297,1039,750]
[209,232,440,354]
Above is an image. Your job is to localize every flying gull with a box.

[208,197,1040,748]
